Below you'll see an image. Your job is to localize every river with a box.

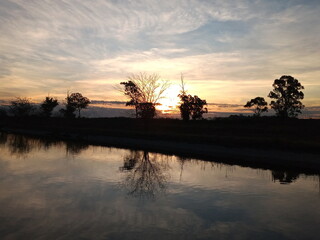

[0,132,319,239]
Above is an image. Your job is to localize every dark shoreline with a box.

[1,116,320,175]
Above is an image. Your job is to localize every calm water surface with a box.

[0,133,319,240]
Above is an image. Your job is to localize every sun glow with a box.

[156,85,181,113]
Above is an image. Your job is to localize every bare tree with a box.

[120,73,170,118]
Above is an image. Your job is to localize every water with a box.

[0,133,319,240]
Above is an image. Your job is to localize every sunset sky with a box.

[0,0,319,116]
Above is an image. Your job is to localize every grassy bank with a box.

[1,116,319,153]
[1,116,320,172]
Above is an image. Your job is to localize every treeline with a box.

[120,73,208,121]
[0,92,90,118]
[0,74,305,120]
[244,75,304,118]
[120,73,305,120]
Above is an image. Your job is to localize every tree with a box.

[40,97,59,117]
[120,80,142,118]
[9,97,34,117]
[136,102,156,119]
[68,92,90,118]
[178,77,208,120]
[179,94,192,121]
[244,97,268,117]
[190,95,208,120]
[60,103,76,118]
[60,92,90,118]
[120,73,170,119]
[268,76,304,118]
[60,92,76,118]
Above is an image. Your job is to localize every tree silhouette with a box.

[178,77,208,120]
[268,75,304,118]
[68,92,90,118]
[120,80,142,118]
[120,73,170,119]
[136,102,156,119]
[179,94,192,121]
[40,97,58,117]
[244,97,268,117]
[60,104,76,118]
[9,97,34,117]
[60,92,76,118]
[60,92,90,118]
[190,95,208,120]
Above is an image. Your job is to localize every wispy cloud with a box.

[0,0,319,111]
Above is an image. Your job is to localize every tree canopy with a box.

[178,77,208,120]
[268,75,304,118]
[40,97,59,117]
[9,97,34,117]
[244,97,268,117]
[179,94,208,120]
[60,92,90,118]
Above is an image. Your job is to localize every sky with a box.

[0,0,320,117]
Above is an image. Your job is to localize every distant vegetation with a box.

[0,74,306,119]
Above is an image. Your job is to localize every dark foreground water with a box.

[0,133,319,240]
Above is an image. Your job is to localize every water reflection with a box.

[0,132,316,187]
[7,134,34,157]
[0,132,89,158]
[272,170,300,184]
[120,151,169,199]
[0,132,320,239]
[0,131,8,144]
[65,141,89,156]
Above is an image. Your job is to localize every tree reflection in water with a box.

[120,151,169,199]
[0,132,89,158]
[7,134,33,157]
[65,141,89,156]
[272,170,300,184]
[0,132,8,146]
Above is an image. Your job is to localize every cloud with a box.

[0,0,319,113]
